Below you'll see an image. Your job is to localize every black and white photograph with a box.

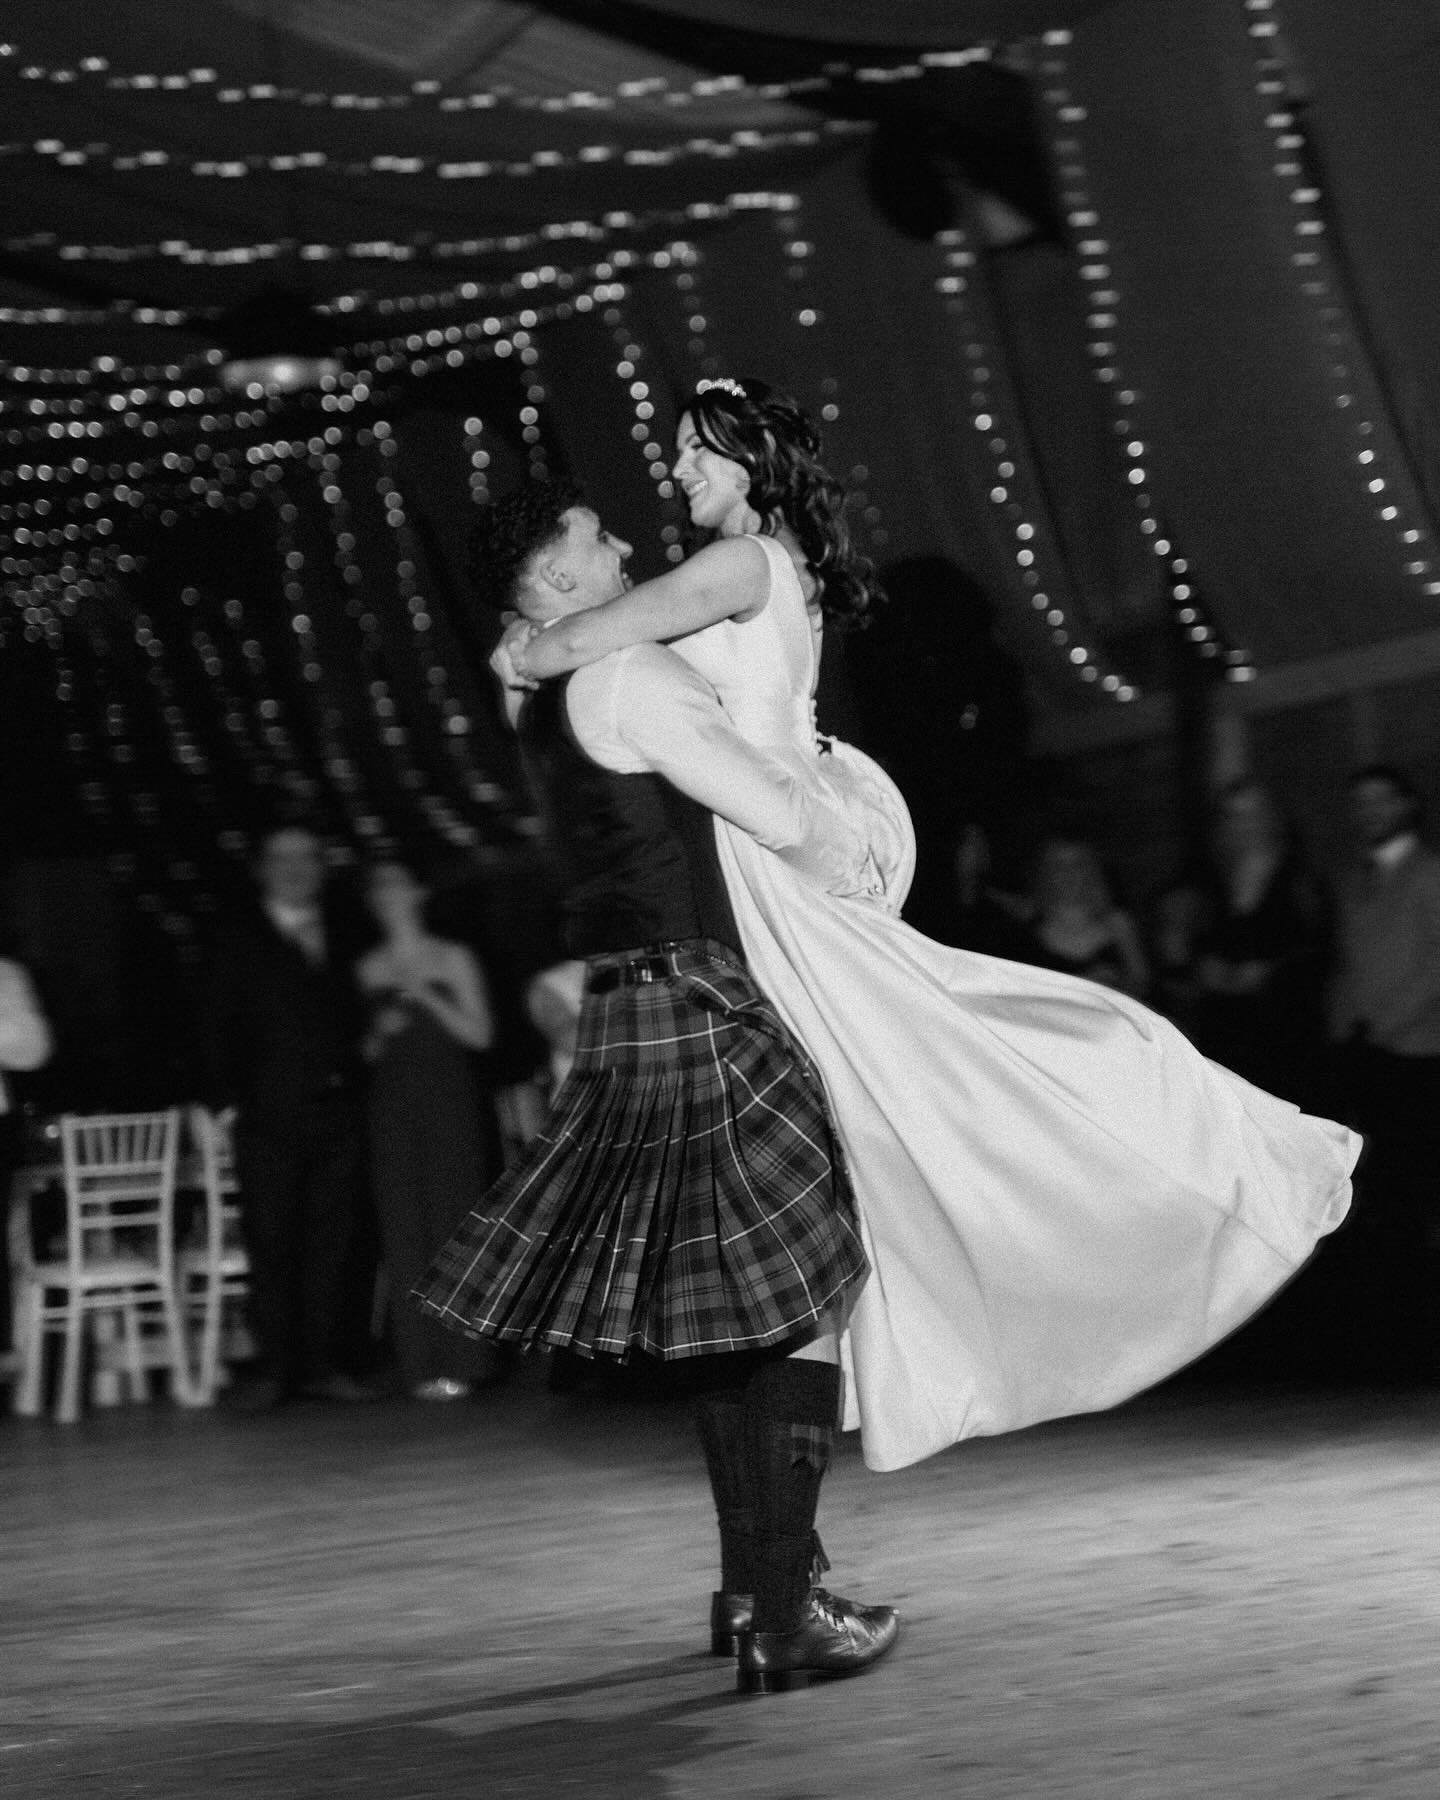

[2,3,1438,1796]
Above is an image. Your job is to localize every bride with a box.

[496,375,1360,1472]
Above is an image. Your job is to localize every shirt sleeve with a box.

[566,647,881,898]
[0,960,52,1071]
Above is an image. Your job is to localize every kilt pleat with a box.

[413,941,867,1360]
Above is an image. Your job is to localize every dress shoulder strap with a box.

[744,530,803,588]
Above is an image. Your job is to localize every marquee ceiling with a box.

[4,0,1440,698]
[0,0,1079,347]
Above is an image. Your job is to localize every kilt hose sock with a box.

[693,1386,755,1597]
[744,1358,841,1635]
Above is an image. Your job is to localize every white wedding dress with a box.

[676,534,1359,1472]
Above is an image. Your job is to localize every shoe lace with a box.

[810,1588,850,1634]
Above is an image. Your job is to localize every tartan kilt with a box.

[413,939,867,1360]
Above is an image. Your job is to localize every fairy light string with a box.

[0,38,990,119]
[0,202,816,378]
[181,602,280,793]
[265,474,365,833]
[771,192,888,569]
[206,552,313,818]
[462,410,490,511]
[1240,0,1440,601]
[64,601,205,944]
[0,119,863,184]
[933,220,1135,699]
[596,278,677,564]
[304,438,426,854]
[356,419,494,838]
[654,236,710,564]
[2,189,814,296]
[1028,29,1255,685]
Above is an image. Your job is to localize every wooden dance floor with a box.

[4,1364,1438,1799]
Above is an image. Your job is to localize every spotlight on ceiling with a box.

[215,282,340,393]
[219,352,341,394]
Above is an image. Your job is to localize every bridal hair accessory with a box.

[695,377,747,400]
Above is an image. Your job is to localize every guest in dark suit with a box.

[1329,764,1440,1381]
[203,821,372,1409]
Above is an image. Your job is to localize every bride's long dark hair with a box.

[683,377,881,628]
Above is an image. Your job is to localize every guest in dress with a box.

[358,859,501,1401]
[203,820,372,1410]
[1172,780,1330,1106]
[1018,835,1150,998]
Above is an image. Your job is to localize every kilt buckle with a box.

[588,952,678,994]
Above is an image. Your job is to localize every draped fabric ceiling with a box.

[5,1,1438,693]
[3,0,1440,1095]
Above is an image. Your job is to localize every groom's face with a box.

[541,506,633,614]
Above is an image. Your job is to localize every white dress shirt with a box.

[563,643,877,898]
[264,900,326,965]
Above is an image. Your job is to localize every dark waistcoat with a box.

[519,678,741,959]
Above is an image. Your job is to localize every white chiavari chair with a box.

[11,1108,196,1422]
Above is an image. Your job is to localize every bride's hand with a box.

[491,617,540,691]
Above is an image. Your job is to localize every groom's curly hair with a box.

[466,475,585,615]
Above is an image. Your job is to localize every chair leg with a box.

[196,1279,223,1406]
[57,1294,85,1424]
[89,1306,124,1408]
[12,1285,44,1418]
[162,1285,199,1407]
[119,1299,148,1402]
[225,1295,254,1369]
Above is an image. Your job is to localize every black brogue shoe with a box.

[736,1589,900,1695]
[710,1591,753,1657]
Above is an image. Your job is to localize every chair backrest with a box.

[185,1105,241,1257]
[59,1109,182,1273]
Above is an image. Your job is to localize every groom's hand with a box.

[491,615,541,691]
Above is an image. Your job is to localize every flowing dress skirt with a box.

[711,748,1359,1471]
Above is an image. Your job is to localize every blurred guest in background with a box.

[850,554,1028,944]
[203,820,372,1410]
[943,823,1038,961]
[1161,780,1330,1106]
[1018,835,1149,998]
[0,944,51,1359]
[1329,763,1440,1381]
[524,958,586,1095]
[358,858,502,1401]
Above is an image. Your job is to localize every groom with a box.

[418,476,898,1694]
